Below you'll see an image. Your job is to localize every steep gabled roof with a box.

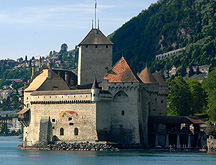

[152,71,168,87]
[24,69,69,92]
[24,70,49,92]
[138,68,158,84]
[104,57,141,83]
[79,29,113,45]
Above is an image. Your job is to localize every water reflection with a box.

[0,136,216,165]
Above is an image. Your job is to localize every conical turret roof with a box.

[79,29,113,45]
[152,71,168,87]
[92,78,99,89]
[138,68,158,84]
[104,57,141,83]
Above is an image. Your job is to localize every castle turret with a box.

[152,71,168,116]
[138,67,159,116]
[91,78,100,102]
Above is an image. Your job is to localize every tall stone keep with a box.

[78,28,113,85]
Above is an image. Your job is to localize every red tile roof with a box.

[104,57,141,83]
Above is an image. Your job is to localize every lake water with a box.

[1,136,216,165]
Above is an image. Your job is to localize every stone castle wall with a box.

[108,82,142,144]
[23,92,99,146]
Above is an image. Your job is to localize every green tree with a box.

[25,55,28,62]
[0,124,9,136]
[12,95,19,103]
[180,65,186,77]
[167,76,192,116]
[202,69,216,122]
[205,123,216,136]
[195,66,201,75]
[208,101,216,122]
[187,80,207,115]
[60,43,68,53]
[188,66,194,77]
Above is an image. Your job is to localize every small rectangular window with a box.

[122,111,125,116]
[74,128,78,136]
[52,119,55,122]
[106,45,108,48]
[86,45,88,48]
[69,123,74,126]
[95,45,98,48]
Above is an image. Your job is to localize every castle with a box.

[18,27,205,148]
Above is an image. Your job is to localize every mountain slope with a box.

[109,0,216,73]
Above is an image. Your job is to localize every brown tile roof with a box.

[152,71,168,87]
[138,68,158,84]
[25,69,69,92]
[79,29,113,45]
[17,108,30,114]
[24,70,49,92]
[104,57,141,83]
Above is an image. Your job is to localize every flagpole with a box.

[95,0,97,29]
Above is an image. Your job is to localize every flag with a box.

[95,0,97,8]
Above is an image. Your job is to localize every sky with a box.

[0,0,158,60]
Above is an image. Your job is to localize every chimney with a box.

[58,71,61,77]
[65,72,70,86]
[48,62,52,69]
[39,56,42,69]
[32,65,36,78]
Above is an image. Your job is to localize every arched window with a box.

[113,91,129,102]
[60,128,64,136]
[74,128,78,136]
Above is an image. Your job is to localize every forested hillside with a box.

[109,0,216,73]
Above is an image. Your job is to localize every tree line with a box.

[167,68,216,123]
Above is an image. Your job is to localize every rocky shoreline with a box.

[18,141,119,151]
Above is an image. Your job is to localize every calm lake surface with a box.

[0,136,216,165]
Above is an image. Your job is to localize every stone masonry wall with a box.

[109,82,141,144]
[96,101,111,141]
[23,93,99,146]
[78,45,112,85]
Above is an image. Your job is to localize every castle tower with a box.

[152,71,168,116]
[91,78,100,102]
[78,28,113,85]
[138,68,159,116]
